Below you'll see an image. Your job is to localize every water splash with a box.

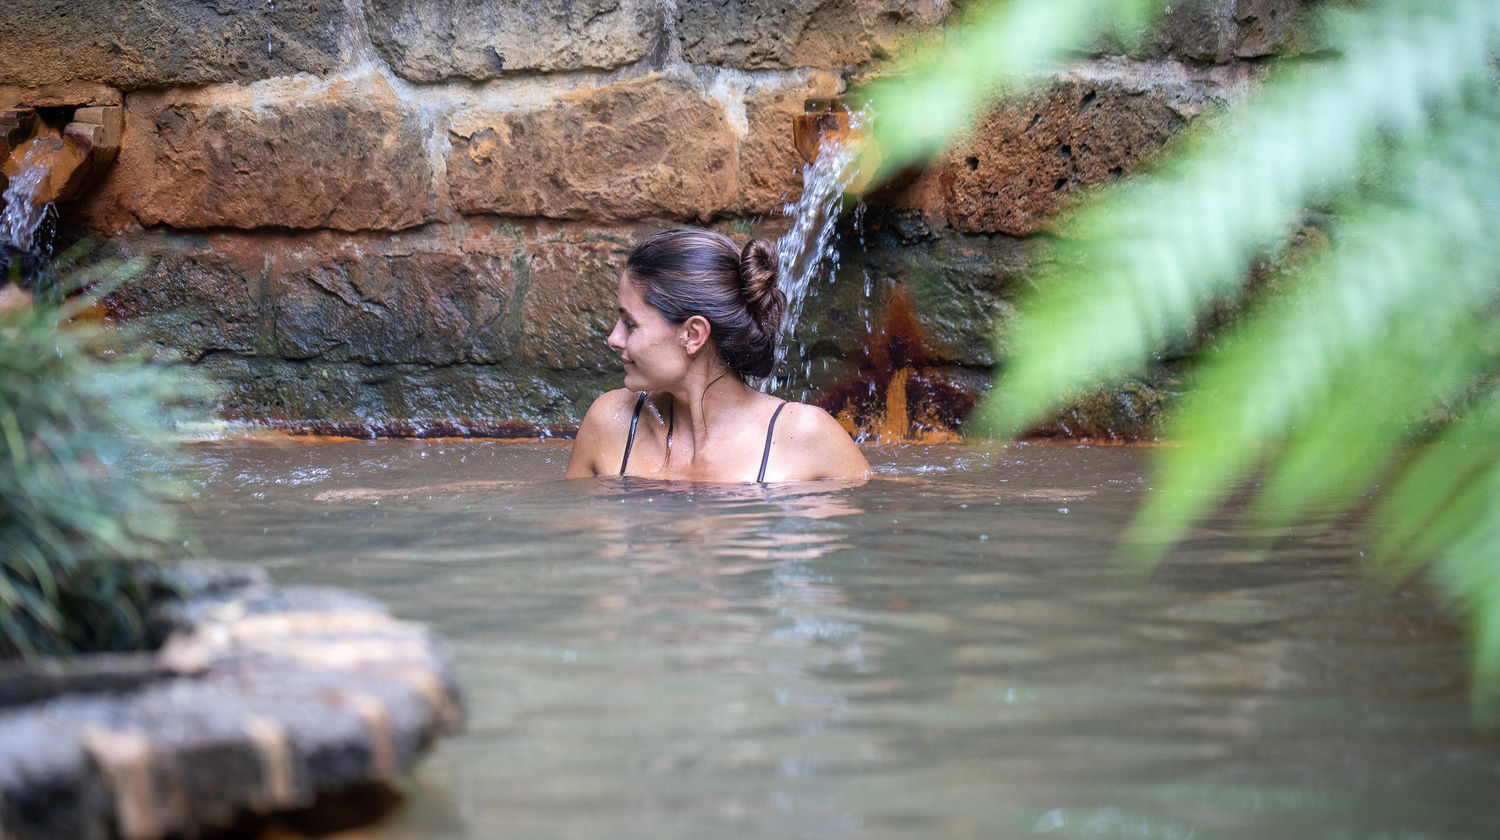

[2,143,54,255]
[764,109,867,393]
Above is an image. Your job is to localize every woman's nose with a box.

[607,320,626,352]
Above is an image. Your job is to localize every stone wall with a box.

[0,0,1312,438]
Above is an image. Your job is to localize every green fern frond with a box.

[1122,91,1500,555]
[867,0,1500,712]
[977,0,1500,436]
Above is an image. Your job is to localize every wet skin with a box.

[564,273,870,482]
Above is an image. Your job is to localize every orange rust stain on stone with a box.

[819,284,974,443]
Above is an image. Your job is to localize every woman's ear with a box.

[682,315,712,356]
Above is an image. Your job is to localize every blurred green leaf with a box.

[865,0,1500,714]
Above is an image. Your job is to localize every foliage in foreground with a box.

[0,253,195,658]
[866,0,1500,716]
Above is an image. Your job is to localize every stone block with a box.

[918,71,1229,235]
[1103,0,1315,64]
[736,72,843,215]
[448,75,737,222]
[676,0,952,69]
[0,0,346,89]
[516,235,633,370]
[121,84,440,232]
[270,247,513,367]
[364,0,660,82]
[98,234,269,362]
[0,82,122,109]
[792,208,1030,372]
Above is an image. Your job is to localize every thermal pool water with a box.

[163,438,1496,840]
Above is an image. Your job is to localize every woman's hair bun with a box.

[738,238,786,338]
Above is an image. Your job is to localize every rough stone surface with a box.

[737,72,843,214]
[99,233,269,362]
[676,0,952,69]
[0,562,462,840]
[92,224,631,430]
[120,84,440,232]
[0,82,121,109]
[448,75,738,222]
[0,0,346,90]
[779,208,1182,440]
[1111,0,1316,64]
[912,70,1232,235]
[516,235,633,370]
[270,248,513,367]
[364,0,660,81]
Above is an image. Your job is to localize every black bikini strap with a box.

[620,392,648,476]
[757,402,788,483]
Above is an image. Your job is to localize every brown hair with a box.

[624,228,786,378]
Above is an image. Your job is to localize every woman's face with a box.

[608,273,687,392]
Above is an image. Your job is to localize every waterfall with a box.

[2,142,55,257]
[764,109,866,394]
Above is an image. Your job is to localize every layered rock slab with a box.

[0,0,347,90]
[676,0,952,69]
[885,66,1242,235]
[93,223,635,430]
[448,75,737,221]
[118,82,440,232]
[364,0,660,81]
[1116,0,1315,63]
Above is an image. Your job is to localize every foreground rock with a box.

[0,563,462,840]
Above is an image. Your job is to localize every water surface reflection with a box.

[163,439,1494,839]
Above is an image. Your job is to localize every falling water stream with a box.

[1,143,54,258]
[766,111,867,395]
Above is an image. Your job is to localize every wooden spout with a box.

[0,105,121,206]
[793,97,856,165]
[790,96,921,197]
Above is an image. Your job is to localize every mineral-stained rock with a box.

[0,0,346,90]
[737,71,842,214]
[0,82,121,109]
[676,0,952,69]
[364,0,660,82]
[448,75,738,221]
[917,71,1230,235]
[807,209,1034,369]
[92,224,632,428]
[121,84,440,232]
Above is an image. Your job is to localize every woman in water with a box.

[565,228,870,481]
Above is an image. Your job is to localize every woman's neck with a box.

[664,361,755,459]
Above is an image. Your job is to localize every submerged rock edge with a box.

[0,561,464,840]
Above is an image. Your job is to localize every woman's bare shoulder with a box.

[584,388,642,424]
[565,389,642,478]
[769,402,871,480]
